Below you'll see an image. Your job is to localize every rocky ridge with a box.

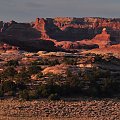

[0,17,120,51]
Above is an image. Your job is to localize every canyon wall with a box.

[34,17,120,43]
[0,17,120,51]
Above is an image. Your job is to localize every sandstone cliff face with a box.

[90,28,111,48]
[55,28,110,49]
[0,17,120,52]
[34,17,120,43]
[0,20,60,52]
[4,22,41,40]
[34,18,49,39]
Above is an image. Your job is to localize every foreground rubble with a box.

[0,98,120,120]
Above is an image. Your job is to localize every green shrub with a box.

[2,80,16,93]
[48,93,60,101]
[29,90,39,99]
[87,86,100,97]
[37,82,60,98]
[41,89,49,97]
[63,57,77,65]
[19,90,29,100]
[2,67,17,78]
[36,72,43,79]
[27,65,41,74]
[49,59,60,66]
[5,60,19,67]
[16,82,27,91]
[15,71,30,83]
[0,87,4,97]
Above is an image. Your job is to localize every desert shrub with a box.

[103,70,111,78]
[31,60,40,65]
[59,84,71,96]
[83,74,91,81]
[48,93,60,101]
[58,79,80,96]
[92,68,102,79]
[19,90,29,100]
[86,84,101,97]
[16,82,27,91]
[100,78,118,97]
[37,81,60,98]
[5,60,19,67]
[94,55,102,62]
[0,87,4,97]
[36,72,43,79]
[110,82,120,93]
[2,67,17,78]
[1,80,16,96]
[49,59,60,66]
[37,84,50,98]
[38,58,60,66]
[27,65,41,74]
[63,57,77,65]
[66,68,72,77]
[2,80,16,93]
[62,85,81,96]
[29,90,39,99]
[15,71,30,83]
[38,59,49,65]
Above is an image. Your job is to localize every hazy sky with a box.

[0,0,120,22]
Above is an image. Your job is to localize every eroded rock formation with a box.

[55,28,110,49]
[90,28,111,48]
[34,18,49,39]
[0,17,120,52]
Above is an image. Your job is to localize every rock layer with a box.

[0,17,120,51]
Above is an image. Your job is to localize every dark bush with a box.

[2,67,17,78]
[36,72,43,79]
[49,59,60,66]
[19,90,29,100]
[5,60,19,67]
[2,80,16,93]
[48,93,60,101]
[63,57,77,65]
[16,82,27,91]
[37,84,50,97]
[37,81,60,98]
[29,90,39,99]
[15,71,31,83]
[0,87,4,97]
[27,65,41,74]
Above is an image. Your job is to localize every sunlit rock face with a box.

[54,28,110,49]
[94,28,110,41]
[91,28,111,48]
[34,18,49,39]
[34,17,120,43]
[0,17,120,52]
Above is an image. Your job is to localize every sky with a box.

[0,0,120,22]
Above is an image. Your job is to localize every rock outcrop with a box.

[83,44,120,59]
[34,18,49,39]
[54,28,110,49]
[0,17,120,52]
[34,17,120,43]
[0,20,61,52]
[90,28,111,48]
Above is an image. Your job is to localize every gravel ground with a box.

[0,98,120,120]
